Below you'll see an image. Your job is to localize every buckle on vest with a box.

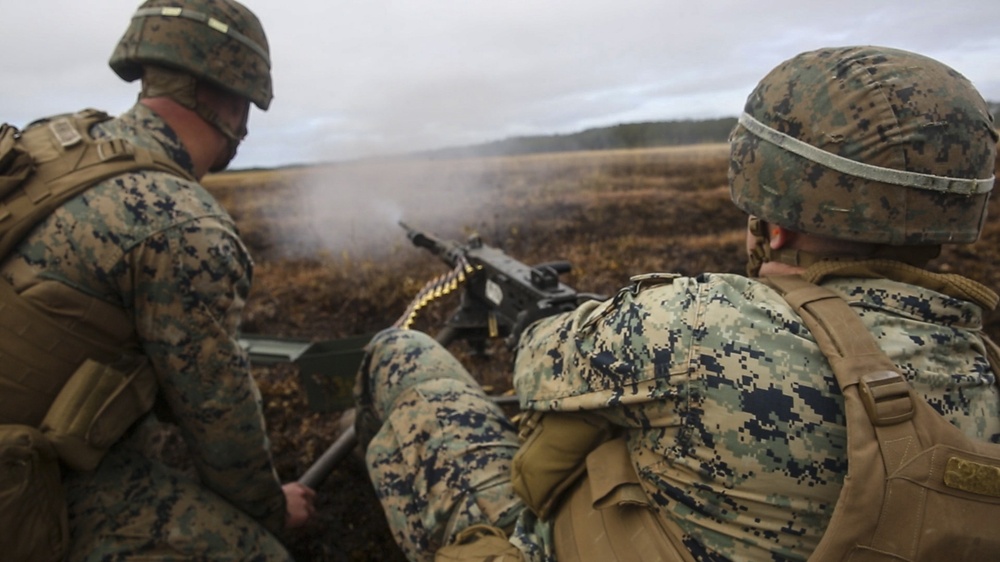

[859,370,915,426]
[95,139,131,162]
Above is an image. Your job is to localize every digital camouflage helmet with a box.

[729,46,998,246]
[109,0,272,111]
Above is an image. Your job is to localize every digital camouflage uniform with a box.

[0,104,291,561]
[361,269,1000,561]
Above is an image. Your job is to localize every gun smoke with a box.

[267,155,525,262]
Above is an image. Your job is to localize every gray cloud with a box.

[4,0,999,169]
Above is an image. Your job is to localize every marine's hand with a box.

[283,482,316,528]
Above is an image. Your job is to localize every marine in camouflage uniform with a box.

[0,1,307,560]
[32,104,287,560]
[356,46,1000,561]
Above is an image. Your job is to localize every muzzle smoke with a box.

[270,155,510,260]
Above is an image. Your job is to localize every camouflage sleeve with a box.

[123,215,286,534]
[513,274,698,418]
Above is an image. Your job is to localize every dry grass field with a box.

[199,143,1000,561]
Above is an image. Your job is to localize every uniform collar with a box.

[92,103,196,178]
[802,259,998,311]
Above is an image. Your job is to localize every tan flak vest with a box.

[768,274,1000,561]
[542,274,1000,562]
[0,109,194,471]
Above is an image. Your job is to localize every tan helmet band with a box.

[132,6,271,67]
[738,112,994,196]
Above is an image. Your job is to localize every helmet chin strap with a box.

[746,217,821,276]
[140,66,247,172]
[200,105,247,172]
[746,216,769,278]
[746,215,941,277]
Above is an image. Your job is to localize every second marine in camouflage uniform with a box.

[356,46,1000,561]
[362,268,1000,560]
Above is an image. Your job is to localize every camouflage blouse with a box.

[514,272,1000,560]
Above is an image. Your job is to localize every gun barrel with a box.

[399,220,466,268]
[399,221,437,251]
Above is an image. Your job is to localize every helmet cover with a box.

[109,0,272,110]
[729,46,997,244]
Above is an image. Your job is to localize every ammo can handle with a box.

[298,425,357,489]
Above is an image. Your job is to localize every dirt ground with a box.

[201,145,1000,561]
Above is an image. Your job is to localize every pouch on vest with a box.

[39,357,157,471]
[0,424,68,562]
[552,437,696,562]
[511,410,613,519]
[434,525,525,562]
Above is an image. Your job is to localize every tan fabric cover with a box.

[767,274,1000,561]
[553,438,696,562]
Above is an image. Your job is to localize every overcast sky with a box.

[4,1,1000,170]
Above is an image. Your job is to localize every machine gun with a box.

[243,222,602,489]
[395,221,592,350]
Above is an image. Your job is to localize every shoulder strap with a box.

[765,274,917,426]
[0,110,195,259]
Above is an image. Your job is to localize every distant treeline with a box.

[423,102,1000,159]
[249,104,999,171]
[421,118,738,159]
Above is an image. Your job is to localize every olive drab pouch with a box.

[0,424,68,562]
[511,410,613,519]
[766,275,1000,562]
[552,437,697,562]
[40,357,158,472]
